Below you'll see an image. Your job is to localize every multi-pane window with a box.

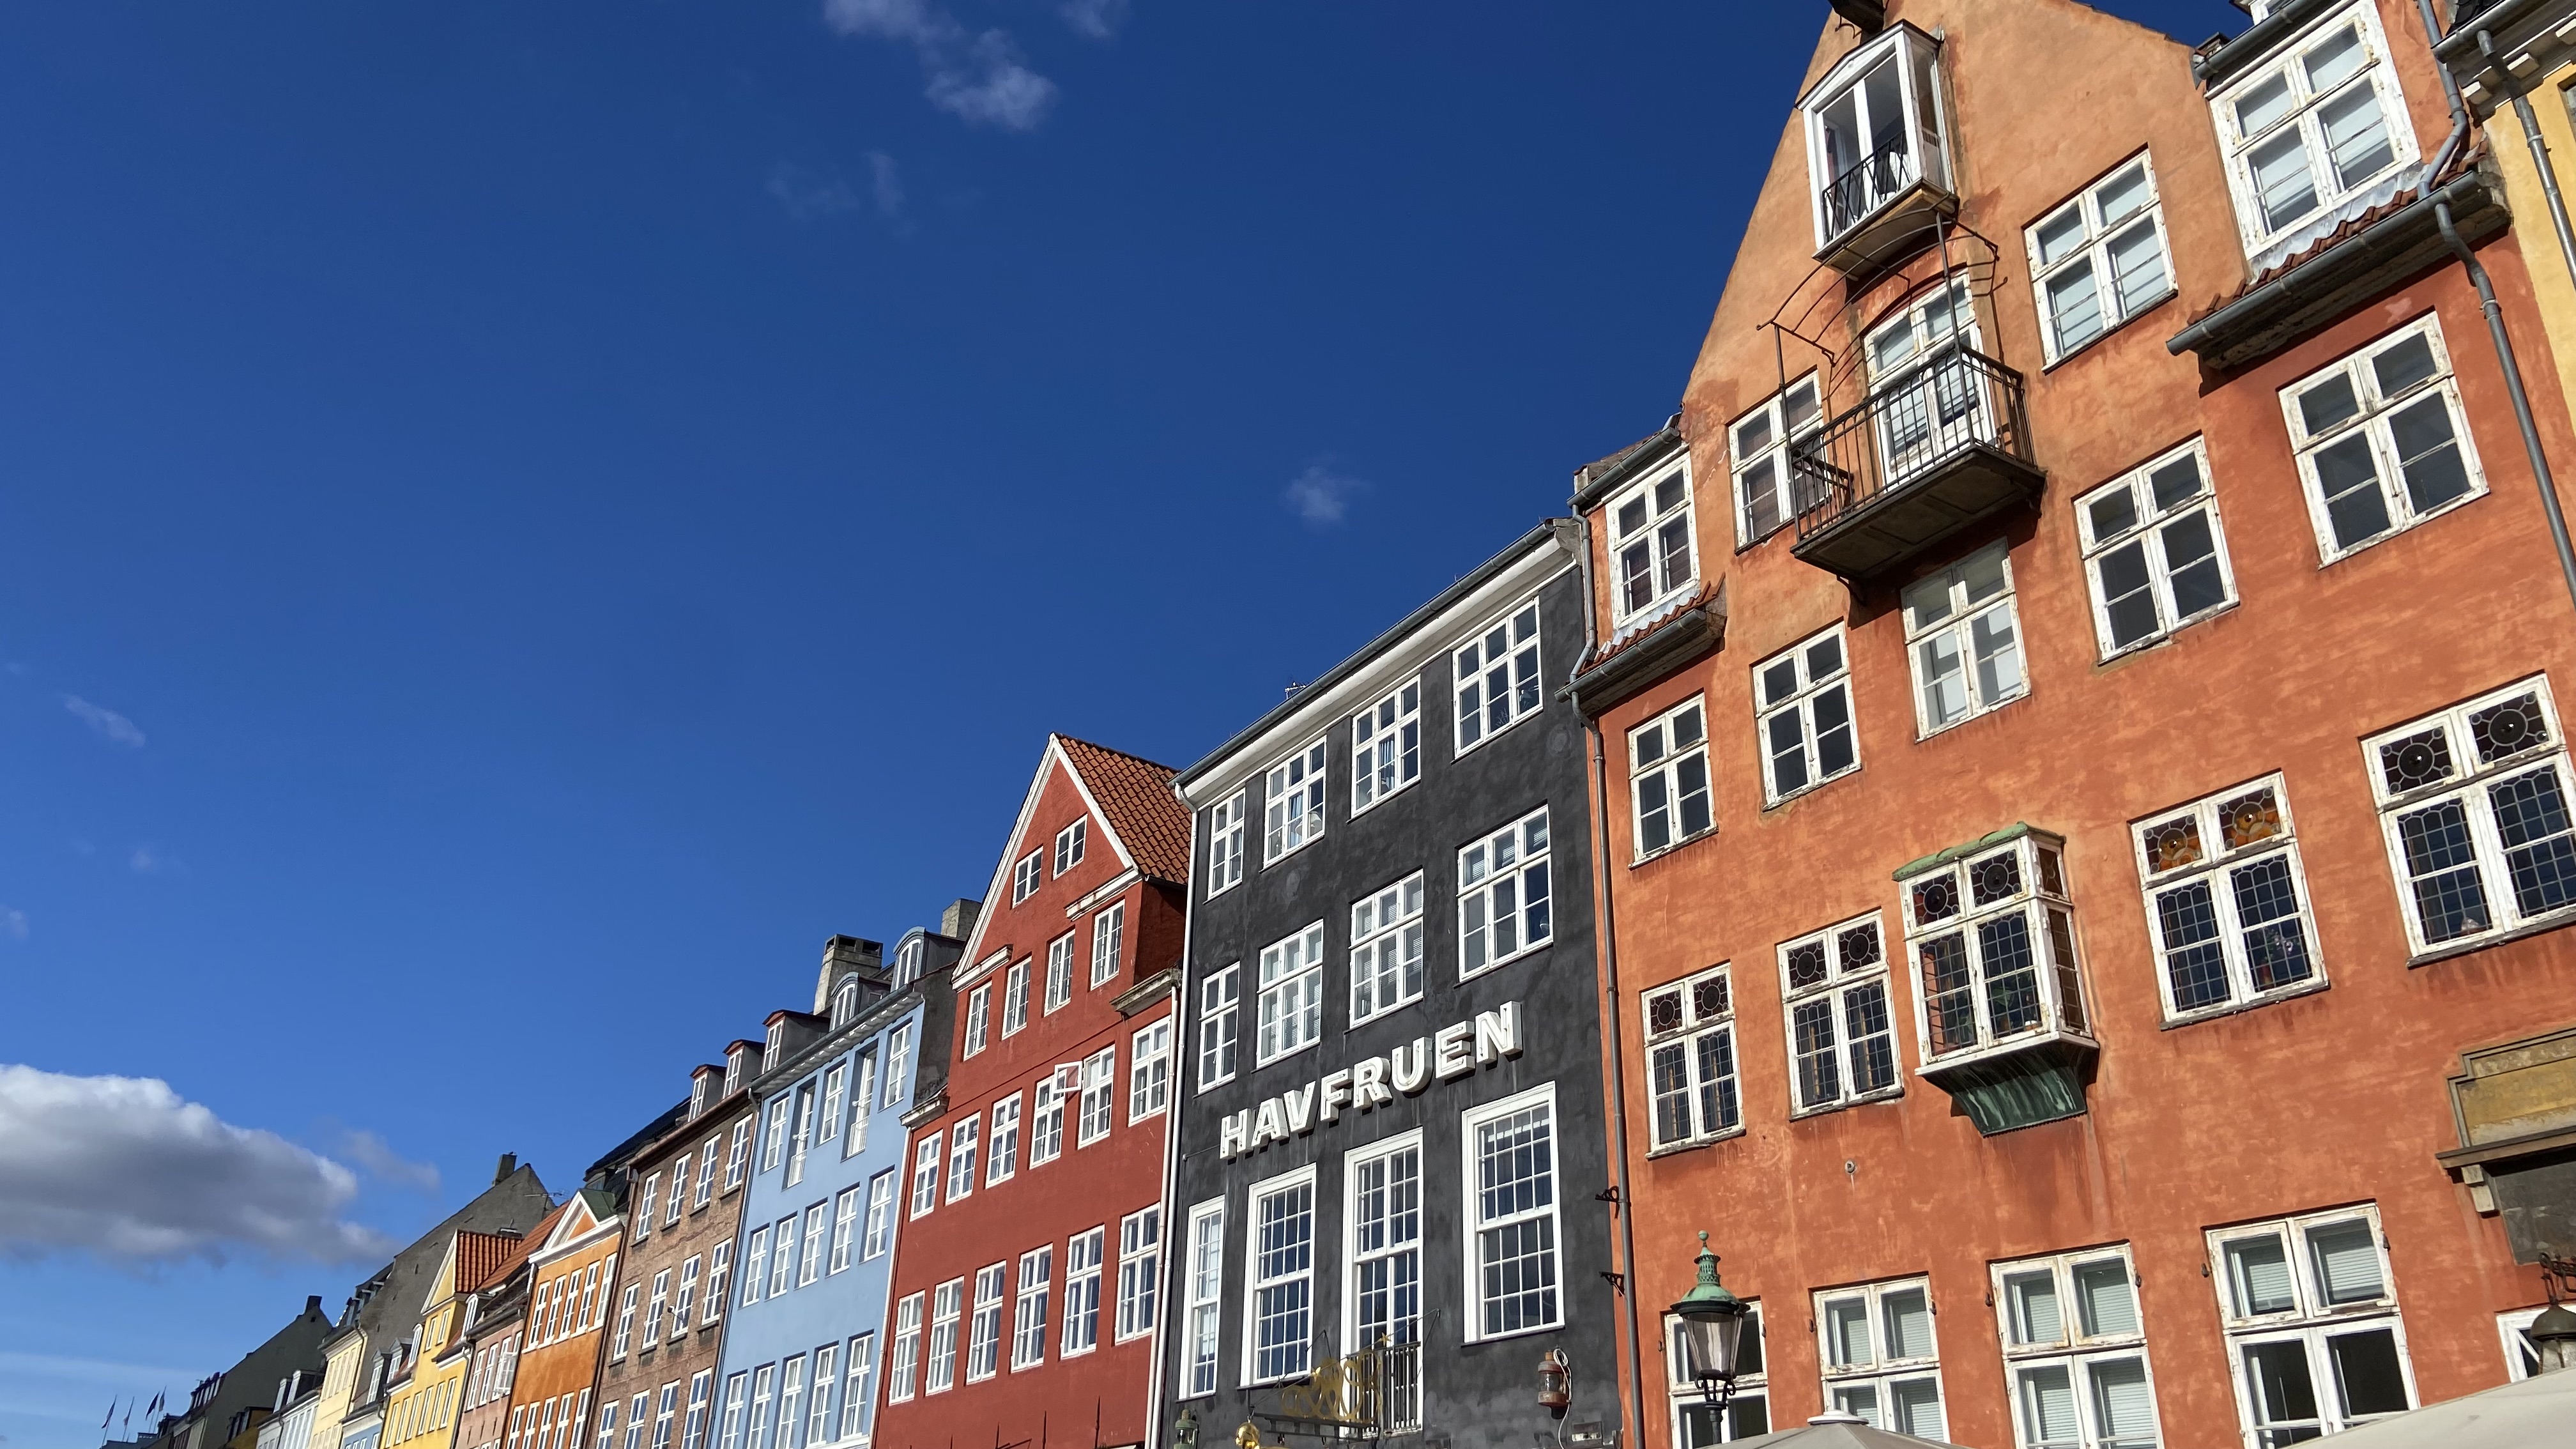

[967,1264,1006,1383]
[1116,1207,1161,1343]
[774,1360,801,1449]
[715,1378,743,1449]
[2135,775,2322,1020]
[2366,678,2576,953]
[1263,739,1330,863]
[1818,1278,1943,1436]
[1670,1305,1770,1445]
[1182,1200,1226,1398]
[1631,698,1713,860]
[1002,960,1029,1036]
[883,1025,910,1107]
[1257,924,1326,1066]
[1198,965,1241,1088]
[1466,1087,1562,1340]
[1014,1246,1055,1369]
[1609,457,1698,625]
[1046,934,1075,1015]
[613,1283,640,1356]
[638,1175,661,1239]
[675,1255,701,1330]
[1731,374,1824,545]
[830,1188,860,1275]
[1031,1073,1067,1165]
[1642,965,1740,1149]
[2283,317,2483,562]
[1994,1246,2161,1449]
[803,1349,833,1449]
[1349,874,1427,1023]
[909,1136,940,1218]
[685,1373,713,1449]
[739,1229,767,1308]
[963,985,990,1058]
[1078,1048,1117,1146]
[887,1294,923,1403]
[1460,808,1552,976]
[894,937,924,987]
[705,1242,730,1323]
[988,1094,1022,1184]
[644,1271,670,1344]
[838,1335,873,1443]
[818,1065,846,1149]
[2027,153,2173,363]
[2078,440,2234,656]
[1012,850,1043,905]
[1130,1022,1171,1122]
[770,1215,798,1297]
[666,1160,690,1226]
[926,1278,963,1394]
[1756,628,1857,805]
[946,1119,979,1203]
[1054,818,1086,876]
[1353,680,1423,813]
[2212,4,2414,256]
[1779,912,1901,1114]
[744,1370,772,1449]
[725,1119,751,1190]
[1903,543,2026,736]
[1866,282,1990,483]
[1207,793,1246,897]
[2212,1206,2414,1444]
[1062,1227,1104,1357]
[696,1140,720,1206]
[1901,831,2090,1066]
[800,1202,827,1285]
[1246,1170,1317,1383]
[761,1098,790,1172]
[1347,1137,1423,1354]
[786,1085,816,1187]
[1091,902,1125,987]
[1455,600,1544,752]
[863,1171,895,1259]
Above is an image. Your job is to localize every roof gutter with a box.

[2195,0,2341,89]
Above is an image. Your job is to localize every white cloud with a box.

[0,1066,393,1266]
[1284,464,1367,527]
[61,696,144,749]
[868,151,905,217]
[1059,0,1130,40]
[822,0,1058,131]
[0,907,23,941]
[768,162,864,220]
[323,1125,442,1194]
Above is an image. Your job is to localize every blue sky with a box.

[0,2,2244,1441]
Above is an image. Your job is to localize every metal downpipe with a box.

[2481,28,2576,286]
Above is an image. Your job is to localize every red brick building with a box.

[871,736,1190,1449]
[1567,3,2576,1448]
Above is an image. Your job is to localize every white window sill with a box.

[2158,977,2331,1029]
[1460,939,1552,984]
[1466,1319,1569,1347]
[1609,585,1701,641]
[1253,1040,1322,1073]
[1349,778,1422,822]
[1645,1127,1746,1160]
[1205,878,1241,900]
[1454,709,1540,760]
[1632,827,1718,868]
[2318,487,2488,567]
[2408,907,2576,967]
[1788,1087,1906,1121]
[2038,286,2177,373]
[1351,995,1427,1030]
[1761,766,1862,814]
[1916,689,2030,743]
[1194,1076,1237,1094]
[2096,600,2241,667]
[1262,834,1325,870]
[1917,1026,2095,1079]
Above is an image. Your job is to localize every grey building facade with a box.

[1158,521,1619,1449]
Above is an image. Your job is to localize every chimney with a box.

[306,1294,323,1319]
[815,935,885,1013]
[939,898,983,941]
[493,1152,518,1185]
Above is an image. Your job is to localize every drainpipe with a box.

[1144,797,1200,1449]
[2483,27,2576,287]
[2416,0,2576,617]
[1563,505,1649,1449]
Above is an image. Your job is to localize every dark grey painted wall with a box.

[1160,558,1619,1449]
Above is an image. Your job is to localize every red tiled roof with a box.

[2222,141,2488,304]
[452,1231,521,1296]
[1055,734,1190,885]
[471,1202,569,1290]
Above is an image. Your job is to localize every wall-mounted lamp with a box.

[1668,1232,1751,1412]
[1535,1349,1571,1412]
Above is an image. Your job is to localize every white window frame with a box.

[1803,24,1952,251]
[1901,831,2092,1071]
[758,1098,788,1176]
[1031,1074,1066,1166]
[1207,793,1246,898]
[945,1118,979,1204]
[613,1284,639,1358]
[925,1278,963,1395]
[1054,818,1087,877]
[769,1213,797,1297]
[666,1158,690,1227]
[1462,1082,1563,1343]
[2026,151,2175,365]
[696,1138,719,1206]
[1459,807,1553,977]
[908,1135,939,1219]
[837,1333,874,1444]
[2210,1,2418,260]
[1641,965,1742,1151]
[724,1119,750,1190]
[1262,737,1330,864]
[799,1202,827,1285]
[2135,773,2325,1022]
[1091,901,1125,988]
[829,1189,859,1275]
[1130,1021,1172,1123]
[1013,1245,1054,1370]
[739,1229,767,1308]
[1607,450,1699,627]
[1116,1206,1161,1344]
[963,985,990,1058]
[2283,315,2486,564]
[1348,872,1427,1025]
[673,1255,700,1334]
[988,1093,1022,1184]
[967,1263,1006,1383]
[643,1271,669,1346]
[785,1086,815,1188]
[1902,541,2027,737]
[1046,933,1075,1015]
[802,1348,832,1449]
[1991,1245,2163,1449]
[887,1294,923,1404]
[818,1064,847,1149]
[2078,438,2235,659]
[1180,1199,1226,1399]
[1815,1276,1945,1437]
[1352,679,1424,816]
[863,1171,896,1259]
[1730,376,1826,551]
[705,1241,729,1324]
[1002,960,1029,1036]
[1453,597,1544,755]
[2365,676,2576,955]
[1198,964,1241,1089]
[1062,1227,1104,1359]
[2500,1306,2550,1380]
[1342,1131,1425,1358]
[1779,911,1902,1116]
[1077,1047,1116,1146]
[2209,1204,2416,1443]
[882,1025,910,1108]
[1243,1165,1319,1386]
[1755,626,1859,806]
[1630,696,1714,861]
[1012,850,1043,905]
[1256,923,1326,1067]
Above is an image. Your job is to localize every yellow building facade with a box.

[2443,0,2576,423]
[381,1232,509,1449]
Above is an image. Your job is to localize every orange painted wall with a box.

[506,1223,624,1449]
[1589,3,2576,1448]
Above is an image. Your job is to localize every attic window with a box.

[1804,25,1951,258]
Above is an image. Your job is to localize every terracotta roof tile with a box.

[2220,142,2487,305]
[1055,735,1190,885]
[471,1202,569,1290]
[452,1231,522,1296]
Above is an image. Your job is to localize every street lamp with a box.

[1668,1232,1751,1411]
[2531,1303,2576,1374]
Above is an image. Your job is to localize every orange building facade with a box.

[1570,3,2576,1449]
[501,1190,626,1449]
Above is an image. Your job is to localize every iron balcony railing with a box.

[1380,1339,1422,1434]
[1820,142,1922,245]
[1790,342,2035,543]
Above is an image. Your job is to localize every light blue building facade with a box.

[712,921,967,1449]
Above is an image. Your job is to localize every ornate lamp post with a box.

[1667,1233,1752,1413]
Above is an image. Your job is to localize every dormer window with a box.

[766,1022,784,1060]
[1607,451,1696,628]
[691,1078,709,1118]
[725,1051,744,1092]
[895,937,924,986]
[834,980,860,1025]
[1803,24,1952,270]
[2209,3,2414,263]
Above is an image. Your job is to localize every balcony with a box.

[1816,144,1958,275]
[1804,22,1954,275]
[1788,344,2044,583]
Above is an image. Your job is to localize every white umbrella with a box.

[2297,1369,2575,1446]
[1715,1412,1966,1448]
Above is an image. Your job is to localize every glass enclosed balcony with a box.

[1805,24,1956,274]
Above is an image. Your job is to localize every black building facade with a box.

[1158,521,1618,1449]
